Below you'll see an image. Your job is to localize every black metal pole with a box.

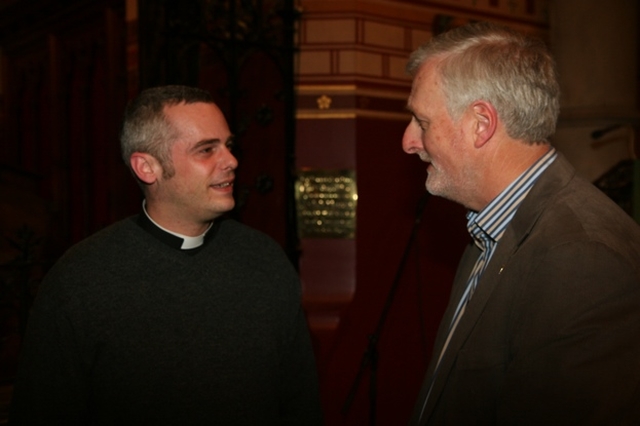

[342,191,430,424]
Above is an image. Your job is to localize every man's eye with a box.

[413,116,427,131]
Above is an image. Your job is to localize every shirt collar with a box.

[467,147,558,249]
[140,200,212,250]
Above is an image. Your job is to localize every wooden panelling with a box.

[0,0,133,263]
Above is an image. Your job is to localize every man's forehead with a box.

[164,102,225,127]
[163,101,216,115]
[407,71,432,107]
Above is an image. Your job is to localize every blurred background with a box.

[0,0,638,424]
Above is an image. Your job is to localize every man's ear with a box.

[470,101,498,148]
[129,153,161,185]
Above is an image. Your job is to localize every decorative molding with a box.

[299,0,549,26]
[297,84,408,99]
[296,108,409,121]
[297,0,551,88]
[296,83,410,120]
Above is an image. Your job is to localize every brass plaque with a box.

[295,169,357,238]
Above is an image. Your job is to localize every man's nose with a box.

[402,123,421,154]
[223,147,238,171]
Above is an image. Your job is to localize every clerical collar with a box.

[138,200,212,250]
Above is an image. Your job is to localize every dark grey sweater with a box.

[10,217,322,425]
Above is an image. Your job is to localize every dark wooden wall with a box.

[0,0,135,255]
[0,0,134,384]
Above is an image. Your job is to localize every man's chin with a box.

[209,199,235,218]
[425,178,446,200]
[425,176,437,194]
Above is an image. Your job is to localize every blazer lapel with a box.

[421,233,516,420]
[424,240,479,370]
[412,242,478,422]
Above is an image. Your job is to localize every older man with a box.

[403,22,640,425]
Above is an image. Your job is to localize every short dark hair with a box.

[120,85,215,177]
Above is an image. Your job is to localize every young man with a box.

[403,22,640,425]
[10,85,323,425]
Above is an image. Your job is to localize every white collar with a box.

[142,201,212,250]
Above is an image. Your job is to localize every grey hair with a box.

[406,22,560,144]
[120,85,215,178]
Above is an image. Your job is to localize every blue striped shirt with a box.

[465,147,558,293]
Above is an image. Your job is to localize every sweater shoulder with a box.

[216,219,285,252]
[45,217,144,283]
[211,219,297,275]
[61,216,141,260]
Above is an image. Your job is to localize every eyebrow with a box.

[405,103,420,119]
[190,136,235,152]
[191,138,220,152]
[405,107,421,122]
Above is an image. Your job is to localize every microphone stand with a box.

[342,191,430,425]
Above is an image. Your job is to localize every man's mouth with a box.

[212,181,233,189]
